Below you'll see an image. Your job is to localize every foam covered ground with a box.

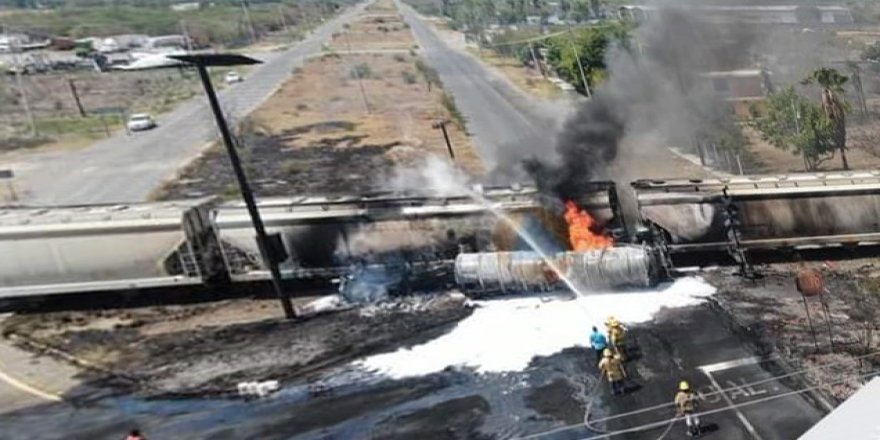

[356,276,716,377]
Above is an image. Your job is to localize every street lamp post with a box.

[170,54,296,319]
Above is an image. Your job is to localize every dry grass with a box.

[743,126,880,174]
[328,1,414,51]
[251,51,482,176]
[469,48,563,99]
[250,0,482,178]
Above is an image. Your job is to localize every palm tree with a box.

[802,68,849,170]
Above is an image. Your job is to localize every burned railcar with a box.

[631,171,880,253]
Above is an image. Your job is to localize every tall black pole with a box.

[68,78,86,117]
[439,122,454,160]
[194,64,295,319]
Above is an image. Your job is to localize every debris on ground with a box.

[0,292,472,397]
[707,259,880,403]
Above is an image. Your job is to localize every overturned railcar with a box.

[0,199,228,293]
[0,183,627,297]
[213,183,626,279]
[632,172,880,252]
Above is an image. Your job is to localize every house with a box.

[701,69,772,117]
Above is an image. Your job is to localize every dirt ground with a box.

[0,293,471,397]
[744,125,880,174]
[328,0,414,51]
[469,47,565,99]
[156,1,481,200]
[707,259,880,403]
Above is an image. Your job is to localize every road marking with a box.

[0,365,63,403]
[698,356,761,374]
[702,370,765,440]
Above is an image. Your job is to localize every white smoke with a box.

[386,155,472,197]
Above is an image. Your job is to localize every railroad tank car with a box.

[631,171,880,251]
[211,183,625,276]
[0,199,221,289]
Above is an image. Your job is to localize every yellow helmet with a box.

[679,381,690,391]
[606,316,618,326]
[603,348,613,357]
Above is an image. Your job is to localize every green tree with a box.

[801,67,850,170]
[752,87,838,171]
[543,24,629,95]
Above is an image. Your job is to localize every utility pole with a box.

[567,26,591,97]
[790,95,808,171]
[7,32,37,137]
[277,5,293,40]
[240,0,258,44]
[432,120,455,160]
[343,29,370,113]
[849,64,869,119]
[527,40,546,78]
[67,78,86,117]
[180,20,193,52]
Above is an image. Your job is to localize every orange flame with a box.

[564,200,613,251]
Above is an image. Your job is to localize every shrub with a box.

[441,92,466,131]
[415,59,441,85]
[281,160,309,174]
[350,63,373,79]
[401,70,418,84]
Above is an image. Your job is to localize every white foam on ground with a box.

[355,277,716,378]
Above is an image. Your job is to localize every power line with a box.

[485,23,623,48]
[486,30,568,48]
[594,349,880,426]
[516,349,880,439]
[571,370,880,440]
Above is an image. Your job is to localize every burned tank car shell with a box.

[632,172,880,250]
[212,183,625,272]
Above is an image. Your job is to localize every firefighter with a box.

[675,381,701,437]
[606,316,627,361]
[589,325,608,364]
[597,348,626,395]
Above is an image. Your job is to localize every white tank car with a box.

[0,199,222,294]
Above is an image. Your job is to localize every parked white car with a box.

[126,113,157,132]
[225,71,243,84]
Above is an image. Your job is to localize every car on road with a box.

[225,71,244,84]
[126,113,157,132]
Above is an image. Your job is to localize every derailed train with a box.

[3,171,880,298]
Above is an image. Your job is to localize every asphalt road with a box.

[397,2,578,173]
[0,303,829,439]
[8,3,368,206]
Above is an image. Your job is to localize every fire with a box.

[564,200,613,251]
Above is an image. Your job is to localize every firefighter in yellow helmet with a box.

[597,348,626,395]
[675,380,701,437]
[605,316,627,361]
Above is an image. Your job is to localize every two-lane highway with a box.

[7,2,369,205]
[397,2,577,172]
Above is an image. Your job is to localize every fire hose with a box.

[574,374,676,440]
